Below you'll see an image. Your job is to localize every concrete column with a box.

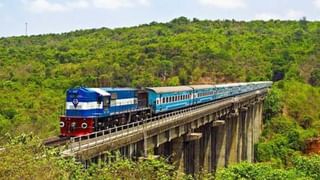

[225,117,232,166]
[229,114,239,164]
[212,119,227,171]
[201,124,212,172]
[184,132,202,174]
[258,102,263,138]
[143,131,148,157]
[194,138,200,174]
[239,108,248,161]
[171,136,185,178]
[246,106,254,162]
[253,103,261,145]
[237,112,243,162]
[253,102,263,162]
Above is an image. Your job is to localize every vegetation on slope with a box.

[0,17,320,178]
[1,134,320,179]
[0,134,176,180]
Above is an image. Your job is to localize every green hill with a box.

[0,17,319,142]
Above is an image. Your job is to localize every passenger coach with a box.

[146,86,193,114]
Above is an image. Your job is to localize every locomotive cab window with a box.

[103,97,110,109]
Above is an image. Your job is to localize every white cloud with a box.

[137,0,150,6]
[92,0,133,9]
[22,0,150,13]
[66,0,90,9]
[92,0,149,9]
[314,0,320,8]
[254,10,305,20]
[24,0,68,13]
[198,0,246,9]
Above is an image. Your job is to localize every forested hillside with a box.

[0,17,319,142]
[1,17,320,179]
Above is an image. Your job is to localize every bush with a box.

[215,162,304,180]
[292,154,320,180]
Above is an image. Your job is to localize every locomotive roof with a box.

[146,86,192,93]
[87,88,110,96]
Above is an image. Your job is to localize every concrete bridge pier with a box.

[212,117,227,171]
[226,111,240,165]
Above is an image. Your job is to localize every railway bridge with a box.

[62,89,268,174]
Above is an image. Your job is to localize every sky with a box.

[0,0,320,37]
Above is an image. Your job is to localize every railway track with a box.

[43,136,70,147]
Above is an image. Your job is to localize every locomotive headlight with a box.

[81,123,88,129]
[60,121,65,128]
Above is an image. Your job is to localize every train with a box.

[60,81,272,137]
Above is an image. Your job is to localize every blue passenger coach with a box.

[146,86,193,114]
[190,85,215,104]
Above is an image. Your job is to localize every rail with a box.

[65,89,267,154]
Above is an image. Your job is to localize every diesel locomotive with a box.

[60,81,272,137]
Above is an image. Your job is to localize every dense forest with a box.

[0,17,320,179]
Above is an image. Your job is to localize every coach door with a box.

[137,90,148,108]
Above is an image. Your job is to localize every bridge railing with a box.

[67,89,266,153]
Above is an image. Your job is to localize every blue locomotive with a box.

[60,81,272,136]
